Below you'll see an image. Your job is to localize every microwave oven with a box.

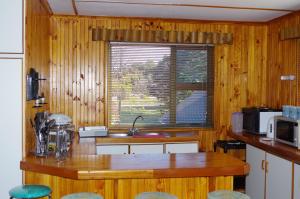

[274,116,300,149]
[242,107,282,134]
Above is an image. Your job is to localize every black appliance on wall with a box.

[26,68,39,100]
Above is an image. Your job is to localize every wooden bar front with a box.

[22,151,248,199]
[24,171,233,199]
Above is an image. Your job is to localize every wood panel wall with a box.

[25,171,233,199]
[267,12,300,107]
[49,16,268,151]
[24,0,51,154]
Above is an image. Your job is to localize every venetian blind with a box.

[108,42,214,127]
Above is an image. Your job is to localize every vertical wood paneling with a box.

[25,171,232,199]
[25,171,113,199]
[49,16,268,150]
[117,177,210,199]
[25,0,51,154]
[268,13,300,107]
[50,17,108,129]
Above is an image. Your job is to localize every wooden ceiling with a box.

[47,0,300,22]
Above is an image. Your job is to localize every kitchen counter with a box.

[21,152,249,180]
[229,131,300,164]
[21,135,249,199]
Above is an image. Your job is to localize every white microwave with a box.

[274,116,300,149]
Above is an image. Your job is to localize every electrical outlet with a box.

[280,75,295,80]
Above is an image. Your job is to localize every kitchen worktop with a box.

[21,134,249,199]
[229,131,300,164]
[21,152,249,180]
[21,135,249,179]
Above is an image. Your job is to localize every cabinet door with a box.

[0,0,23,53]
[0,59,22,198]
[96,145,129,155]
[165,142,198,154]
[294,163,300,199]
[266,153,292,199]
[130,144,163,154]
[246,144,265,199]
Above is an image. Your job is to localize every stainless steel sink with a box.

[109,133,128,137]
[108,132,166,138]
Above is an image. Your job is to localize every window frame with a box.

[107,42,214,128]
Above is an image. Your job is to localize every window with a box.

[108,42,214,127]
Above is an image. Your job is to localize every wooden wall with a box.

[267,12,300,108]
[49,16,268,151]
[25,0,51,154]
[23,1,300,155]
[25,171,233,199]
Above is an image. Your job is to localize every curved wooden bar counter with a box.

[21,136,249,199]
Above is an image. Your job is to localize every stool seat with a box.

[135,192,177,199]
[208,190,250,199]
[61,192,103,199]
[9,185,51,199]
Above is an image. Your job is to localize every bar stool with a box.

[135,192,177,199]
[208,190,250,199]
[61,192,103,199]
[9,185,52,199]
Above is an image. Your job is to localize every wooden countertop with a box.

[21,152,249,180]
[95,132,199,144]
[229,131,300,164]
[21,133,249,180]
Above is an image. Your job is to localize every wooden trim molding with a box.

[77,0,293,12]
[297,40,300,106]
[72,0,78,15]
[92,28,233,44]
[39,0,53,15]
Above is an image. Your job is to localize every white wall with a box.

[0,59,22,198]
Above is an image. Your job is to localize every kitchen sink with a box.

[109,132,167,138]
[109,133,128,137]
[132,132,166,138]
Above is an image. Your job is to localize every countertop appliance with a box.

[242,107,282,134]
[274,116,300,149]
[78,126,108,138]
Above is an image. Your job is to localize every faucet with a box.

[128,115,144,136]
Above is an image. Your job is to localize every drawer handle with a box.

[261,160,265,170]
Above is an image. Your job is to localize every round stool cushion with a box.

[9,185,51,199]
[208,190,250,199]
[135,192,178,199]
[61,192,103,199]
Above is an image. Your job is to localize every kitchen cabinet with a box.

[246,144,265,199]
[97,142,199,155]
[0,59,22,198]
[294,163,300,199]
[96,144,129,155]
[266,153,292,199]
[130,144,164,154]
[246,144,292,199]
[0,0,23,53]
[165,142,198,154]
